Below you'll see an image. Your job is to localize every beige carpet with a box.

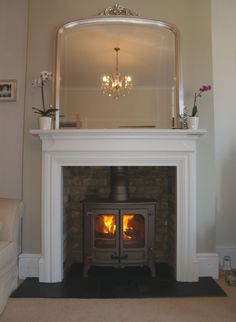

[0,278,236,322]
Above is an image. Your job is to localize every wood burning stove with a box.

[83,167,157,277]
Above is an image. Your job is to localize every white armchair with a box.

[0,198,23,314]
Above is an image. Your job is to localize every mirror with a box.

[53,5,182,129]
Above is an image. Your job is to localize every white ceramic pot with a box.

[39,116,52,130]
[187,116,199,130]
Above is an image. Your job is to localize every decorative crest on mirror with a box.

[98,3,138,16]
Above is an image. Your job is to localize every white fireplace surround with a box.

[30,128,209,283]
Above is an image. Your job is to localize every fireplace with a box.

[63,165,176,276]
[31,128,206,282]
[83,166,157,277]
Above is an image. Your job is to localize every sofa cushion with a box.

[0,241,17,272]
[0,199,23,242]
[0,221,3,240]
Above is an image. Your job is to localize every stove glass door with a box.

[122,212,146,249]
[93,212,117,249]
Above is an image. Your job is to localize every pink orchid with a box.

[191,84,211,117]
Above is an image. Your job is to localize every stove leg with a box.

[148,247,156,277]
[149,261,156,277]
[83,256,92,277]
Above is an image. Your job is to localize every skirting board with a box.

[196,253,219,279]
[18,253,219,280]
[19,254,40,279]
[216,246,236,269]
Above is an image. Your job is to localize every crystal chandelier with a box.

[101,47,133,98]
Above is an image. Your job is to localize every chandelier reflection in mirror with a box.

[101,47,133,99]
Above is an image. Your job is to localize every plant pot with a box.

[187,116,199,130]
[39,116,52,130]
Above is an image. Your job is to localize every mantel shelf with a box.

[30,128,207,139]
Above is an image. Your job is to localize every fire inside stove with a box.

[94,214,145,248]
[101,215,116,236]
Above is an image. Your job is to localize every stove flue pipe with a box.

[110,166,129,201]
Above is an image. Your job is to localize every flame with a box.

[99,214,137,240]
[102,215,116,235]
[123,214,134,239]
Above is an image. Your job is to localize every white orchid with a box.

[32,70,57,117]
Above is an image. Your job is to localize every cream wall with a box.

[211,0,236,267]
[23,0,215,253]
[0,0,28,199]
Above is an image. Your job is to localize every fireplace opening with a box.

[63,166,177,278]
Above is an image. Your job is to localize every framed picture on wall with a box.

[0,80,17,102]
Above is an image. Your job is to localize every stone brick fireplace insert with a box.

[30,128,206,283]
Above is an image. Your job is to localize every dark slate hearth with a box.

[11,263,226,299]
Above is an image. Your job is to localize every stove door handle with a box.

[110,255,119,260]
[110,254,128,260]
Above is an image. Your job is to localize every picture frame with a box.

[0,80,17,102]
